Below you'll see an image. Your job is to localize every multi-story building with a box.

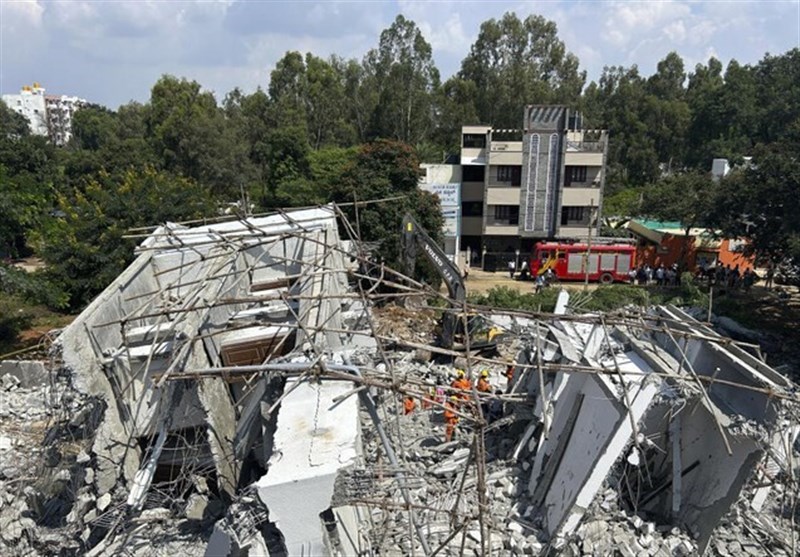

[2,83,48,136]
[458,105,608,255]
[2,83,86,146]
[45,94,86,146]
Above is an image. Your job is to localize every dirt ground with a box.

[464,268,598,295]
[9,256,45,273]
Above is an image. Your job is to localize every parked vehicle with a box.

[529,241,636,284]
[775,260,800,286]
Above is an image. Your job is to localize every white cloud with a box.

[2,0,44,29]
[2,0,798,107]
[664,20,687,43]
[603,0,692,46]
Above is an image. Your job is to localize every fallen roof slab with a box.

[255,378,361,555]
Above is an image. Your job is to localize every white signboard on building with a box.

[427,183,460,207]
[419,182,461,263]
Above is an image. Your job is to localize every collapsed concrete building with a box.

[0,204,798,556]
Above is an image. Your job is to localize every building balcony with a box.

[565,151,604,167]
[485,224,519,236]
[486,188,521,205]
[565,140,605,152]
[461,148,487,166]
[561,188,600,206]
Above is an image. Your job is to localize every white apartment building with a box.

[45,94,86,146]
[458,105,608,255]
[2,83,48,136]
[2,83,86,145]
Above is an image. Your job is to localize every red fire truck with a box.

[529,241,636,284]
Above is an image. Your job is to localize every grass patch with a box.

[469,274,709,315]
[469,285,562,312]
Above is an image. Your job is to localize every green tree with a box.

[330,139,444,279]
[642,171,717,269]
[0,101,58,257]
[0,100,31,138]
[643,52,690,171]
[710,128,800,261]
[432,77,480,155]
[685,57,726,168]
[583,65,658,189]
[268,52,356,148]
[305,54,356,148]
[36,167,214,309]
[754,48,800,144]
[0,165,52,258]
[365,15,440,144]
[147,75,250,198]
[339,57,378,143]
[460,12,585,128]
[70,104,118,151]
[272,146,358,208]
[269,51,309,131]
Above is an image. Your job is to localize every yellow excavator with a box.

[401,213,503,354]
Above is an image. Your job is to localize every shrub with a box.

[0,296,34,351]
[469,286,561,312]
[0,263,69,309]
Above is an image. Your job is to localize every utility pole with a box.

[584,198,595,292]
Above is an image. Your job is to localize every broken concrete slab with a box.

[255,378,361,555]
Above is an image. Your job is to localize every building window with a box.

[561,206,589,226]
[496,165,522,186]
[462,134,487,148]
[493,205,519,225]
[565,166,587,185]
[462,165,485,182]
[462,201,484,217]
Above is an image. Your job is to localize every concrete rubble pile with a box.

[0,204,798,556]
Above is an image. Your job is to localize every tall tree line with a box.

[1,12,799,309]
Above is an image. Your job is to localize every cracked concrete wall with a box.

[653,307,784,424]
[639,398,763,552]
[198,376,239,500]
[526,349,663,539]
[534,373,623,536]
[59,251,157,494]
[296,227,346,351]
[255,380,361,555]
[0,360,48,388]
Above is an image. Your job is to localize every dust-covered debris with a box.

[0,205,797,556]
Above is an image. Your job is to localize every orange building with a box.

[626,220,754,272]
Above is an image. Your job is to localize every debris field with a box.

[0,204,798,556]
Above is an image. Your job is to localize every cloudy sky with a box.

[2,0,799,108]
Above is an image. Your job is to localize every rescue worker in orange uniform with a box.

[477,370,492,393]
[505,363,515,384]
[403,396,416,415]
[477,370,492,416]
[451,369,472,400]
[444,396,459,442]
[421,387,433,410]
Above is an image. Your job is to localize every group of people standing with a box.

[709,264,759,291]
[628,263,681,286]
[627,261,763,292]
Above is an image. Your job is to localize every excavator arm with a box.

[401,213,465,348]
[401,213,466,303]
